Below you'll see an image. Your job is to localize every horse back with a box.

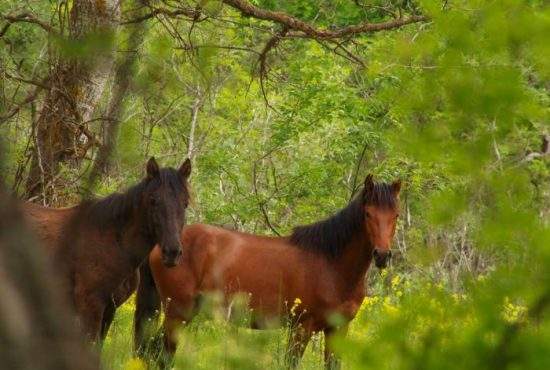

[21,201,77,251]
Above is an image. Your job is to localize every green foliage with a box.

[2,0,549,368]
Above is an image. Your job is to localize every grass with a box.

[102,296,329,370]
[101,271,506,370]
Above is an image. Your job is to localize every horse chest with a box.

[314,279,365,322]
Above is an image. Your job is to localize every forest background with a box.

[1,0,549,369]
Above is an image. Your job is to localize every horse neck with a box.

[117,211,155,266]
[82,197,154,267]
[333,230,373,287]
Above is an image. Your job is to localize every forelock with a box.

[363,182,397,208]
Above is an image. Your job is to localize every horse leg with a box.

[100,271,138,344]
[76,294,105,343]
[134,262,161,357]
[158,299,198,370]
[323,323,349,370]
[160,313,180,368]
[100,298,116,341]
[285,323,312,369]
[156,287,203,368]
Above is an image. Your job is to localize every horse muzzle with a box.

[373,248,392,269]
[161,246,182,267]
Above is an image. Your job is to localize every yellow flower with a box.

[383,297,399,316]
[124,358,146,370]
[502,297,527,323]
[391,275,401,290]
[290,297,302,317]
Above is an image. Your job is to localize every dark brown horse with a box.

[22,157,191,341]
[135,174,401,368]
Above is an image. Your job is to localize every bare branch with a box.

[257,26,288,110]
[1,12,58,37]
[222,0,427,40]
[121,6,204,25]
[253,161,281,236]
[175,44,261,54]
[4,72,50,90]
[319,39,366,67]
[0,85,43,124]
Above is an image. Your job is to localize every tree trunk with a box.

[86,17,148,193]
[187,86,204,162]
[25,0,121,204]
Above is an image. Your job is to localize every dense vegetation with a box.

[1,0,549,369]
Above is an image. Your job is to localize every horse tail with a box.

[133,259,162,358]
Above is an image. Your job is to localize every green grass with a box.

[102,296,329,370]
[100,270,538,370]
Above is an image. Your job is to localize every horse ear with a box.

[146,157,160,179]
[391,180,402,196]
[179,158,191,180]
[364,174,374,194]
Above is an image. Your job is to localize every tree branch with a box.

[257,26,288,109]
[253,161,281,236]
[121,6,204,25]
[222,0,427,40]
[1,12,58,37]
[0,85,43,125]
[4,72,50,90]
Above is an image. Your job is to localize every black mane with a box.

[289,182,397,258]
[81,168,186,230]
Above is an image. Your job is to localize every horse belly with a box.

[215,263,311,330]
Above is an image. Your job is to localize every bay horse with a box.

[22,157,191,342]
[135,174,401,368]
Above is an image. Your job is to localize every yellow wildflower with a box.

[290,297,302,317]
[383,297,399,316]
[391,275,401,290]
[124,358,146,370]
[502,297,527,323]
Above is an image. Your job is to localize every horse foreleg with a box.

[323,323,349,370]
[134,263,161,357]
[158,312,188,369]
[100,298,116,341]
[285,323,312,369]
[160,314,180,368]
[75,295,105,343]
[158,297,198,369]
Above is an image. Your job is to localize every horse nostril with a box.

[373,249,379,258]
[164,248,180,260]
[388,250,392,259]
